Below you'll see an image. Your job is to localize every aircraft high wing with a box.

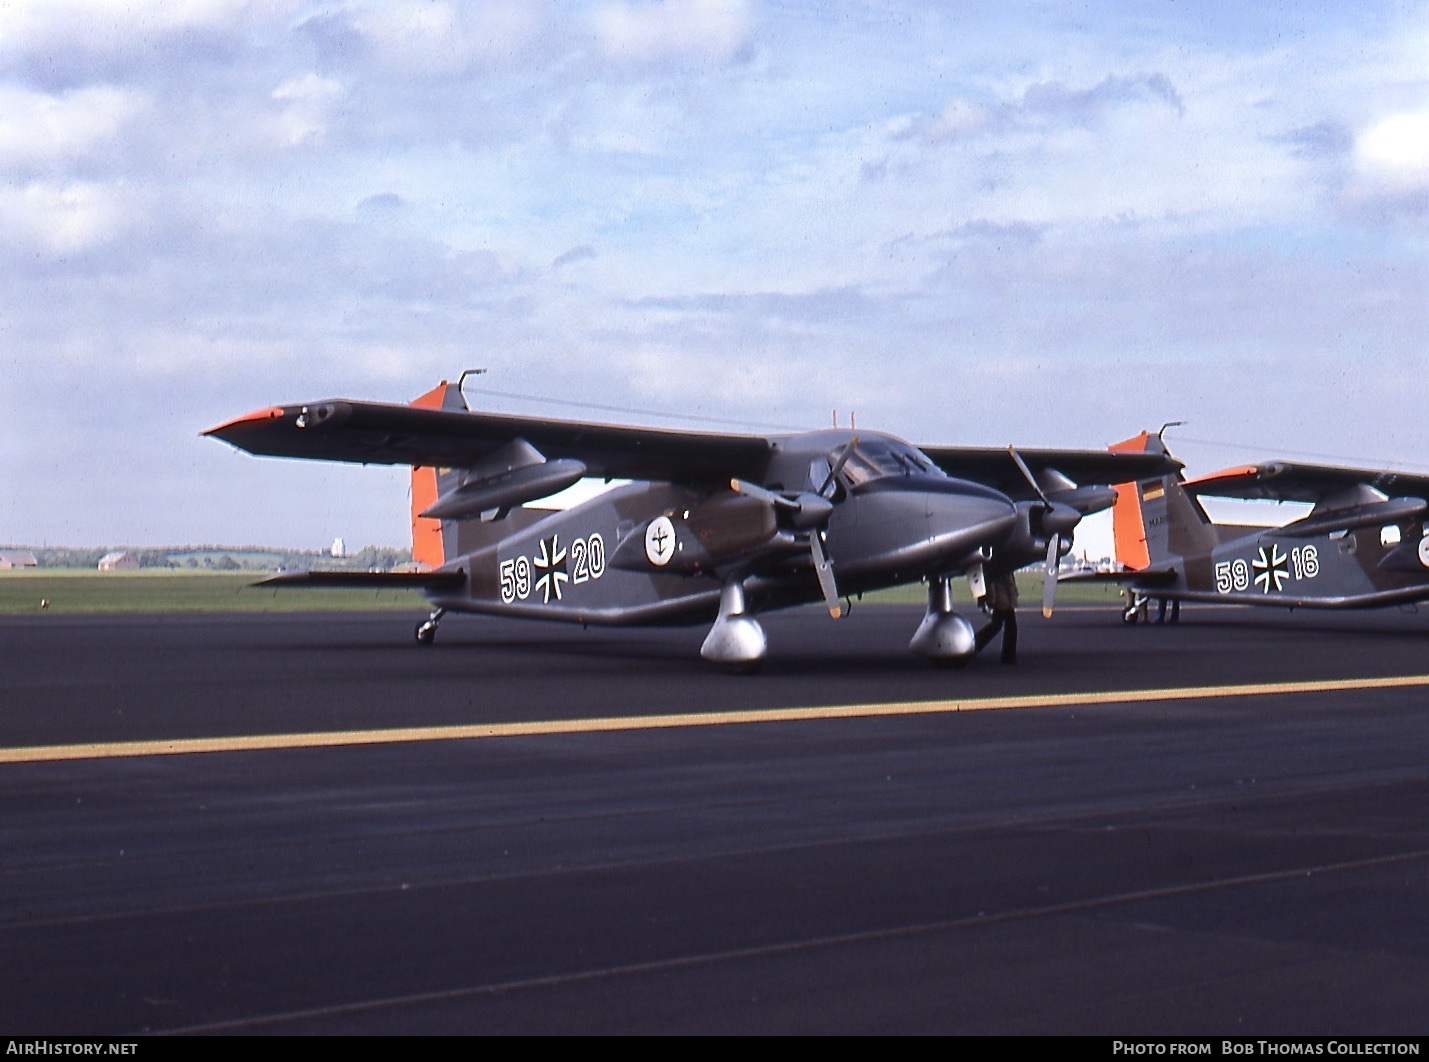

[205,379,1177,669]
[1084,430,1429,622]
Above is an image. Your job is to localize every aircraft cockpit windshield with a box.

[835,437,942,488]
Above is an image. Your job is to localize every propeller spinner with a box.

[1008,447,1080,618]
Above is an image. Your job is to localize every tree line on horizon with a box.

[4,545,414,572]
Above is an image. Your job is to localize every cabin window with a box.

[1381,525,1402,548]
[838,448,882,487]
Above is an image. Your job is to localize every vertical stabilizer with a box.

[1109,432,1155,570]
[409,381,468,570]
[1108,431,1216,569]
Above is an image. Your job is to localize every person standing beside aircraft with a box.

[975,570,1019,664]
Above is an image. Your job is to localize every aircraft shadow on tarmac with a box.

[1117,604,1429,641]
[257,605,1001,677]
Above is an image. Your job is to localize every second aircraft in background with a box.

[1087,429,1429,623]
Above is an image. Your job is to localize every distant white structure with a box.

[331,537,345,558]
[98,551,137,570]
[0,550,37,569]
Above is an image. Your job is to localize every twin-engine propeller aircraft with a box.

[1092,429,1429,623]
[204,376,1177,669]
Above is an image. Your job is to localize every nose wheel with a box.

[909,576,976,666]
[415,608,445,645]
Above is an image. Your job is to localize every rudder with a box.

[409,380,468,570]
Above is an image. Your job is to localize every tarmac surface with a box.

[3,601,1429,1035]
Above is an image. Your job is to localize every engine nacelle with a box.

[998,500,1078,569]
[421,458,587,520]
[611,492,790,574]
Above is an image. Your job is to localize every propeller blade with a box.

[1008,446,1050,504]
[817,436,860,497]
[809,530,842,618]
[1042,535,1059,618]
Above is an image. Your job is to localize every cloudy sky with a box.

[3,0,1427,556]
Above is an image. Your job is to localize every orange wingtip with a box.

[201,406,286,436]
[1108,431,1153,453]
[1185,465,1260,489]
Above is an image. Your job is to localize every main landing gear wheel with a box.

[699,579,767,671]
[1121,592,1148,625]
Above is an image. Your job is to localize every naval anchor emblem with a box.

[645,515,676,567]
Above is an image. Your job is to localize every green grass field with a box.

[0,569,1128,615]
[0,570,426,614]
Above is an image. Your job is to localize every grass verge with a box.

[0,571,425,614]
[0,570,1128,614]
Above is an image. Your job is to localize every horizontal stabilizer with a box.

[254,569,467,590]
[1058,567,1179,586]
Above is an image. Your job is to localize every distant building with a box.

[98,551,138,570]
[331,537,345,558]
[0,550,37,569]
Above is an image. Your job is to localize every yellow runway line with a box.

[4,672,1428,765]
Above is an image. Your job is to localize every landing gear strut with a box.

[415,607,446,645]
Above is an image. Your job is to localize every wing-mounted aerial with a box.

[1184,462,1429,538]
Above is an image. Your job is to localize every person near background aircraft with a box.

[1155,597,1180,624]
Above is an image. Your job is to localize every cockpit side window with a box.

[808,457,832,491]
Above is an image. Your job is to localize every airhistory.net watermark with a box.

[6,1044,137,1056]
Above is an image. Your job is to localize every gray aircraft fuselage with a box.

[1149,526,1429,610]
[425,429,1020,626]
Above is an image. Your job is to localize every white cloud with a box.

[343,1,545,76]
[0,180,132,254]
[0,0,257,53]
[0,84,147,167]
[269,73,346,147]
[594,0,751,63]
[1355,108,1429,191]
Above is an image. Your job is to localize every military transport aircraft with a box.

[1091,429,1429,623]
[204,375,1177,669]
